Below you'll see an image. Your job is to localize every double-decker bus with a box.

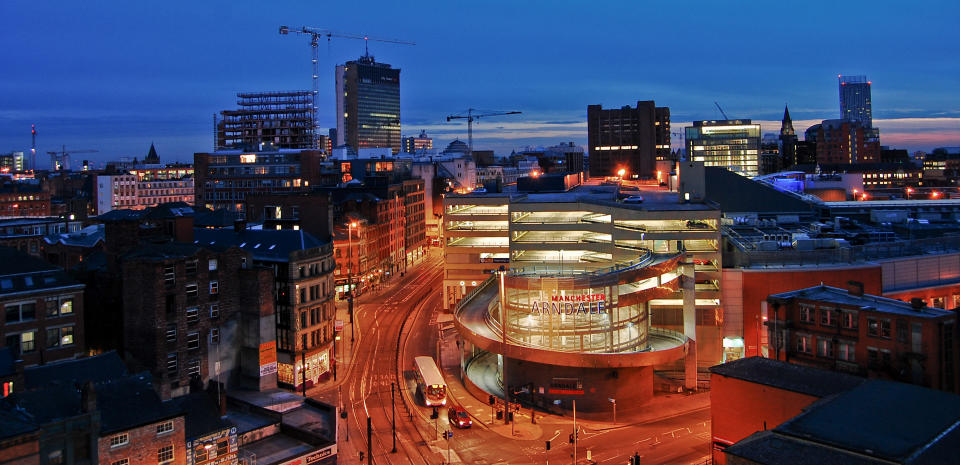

[413,356,447,406]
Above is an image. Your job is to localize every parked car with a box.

[448,406,472,428]
[622,195,644,204]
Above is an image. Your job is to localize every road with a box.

[312,249,445,464]
[314,249,710,464]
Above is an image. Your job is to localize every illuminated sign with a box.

[529,293,606,315]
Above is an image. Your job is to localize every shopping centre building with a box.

[445,171,722,409]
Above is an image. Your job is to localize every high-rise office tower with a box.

[839,75,873,128]
[336,55,401,154]
[587,101,670,179]
[779,105,798,168]
[685,120,762,177]
[217,91,316,150]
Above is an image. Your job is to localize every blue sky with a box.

[2,0,959,167]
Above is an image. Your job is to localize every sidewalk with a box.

[437,328,711,441]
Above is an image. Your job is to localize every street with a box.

[313,250,711,464]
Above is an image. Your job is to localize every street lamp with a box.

[348,221,358,343]
[906,187,914,200]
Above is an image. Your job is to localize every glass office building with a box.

[336,55,402,154]
[685,120,761,177]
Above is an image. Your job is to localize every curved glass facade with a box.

[491,255,681,354]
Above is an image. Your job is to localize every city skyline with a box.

[2,1,959,164]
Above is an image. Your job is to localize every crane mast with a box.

[279,26,414,149]
[446,109,522,158]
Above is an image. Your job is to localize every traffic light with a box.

[340,410,347,419]
[569,433,575,444]
[545,440,551,451]
[430,407,439,419]
[488,395,495,405]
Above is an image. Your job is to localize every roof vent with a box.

[910,297,925,311]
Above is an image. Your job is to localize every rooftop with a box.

[769,284,954,318]
[727,380,960,464]
[24,351,126,390]
[0,246,82,293]
[709,356,864,398]
[193,228,327,263]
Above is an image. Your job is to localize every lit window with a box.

[209,281,219,295]
[208,259,218,271]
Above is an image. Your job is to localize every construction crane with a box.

[279,26,415,147]
[714,101,730,120]
[47,145,98,171]
[446,109,522,157]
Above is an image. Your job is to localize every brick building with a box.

[0,217,84,259]
[766,283,960,394]
[193,148,324,217]
[0,247,85,367]
[96,166,194,215]
[193,229,336,392]
[804,118,880,165]
[709,356,864,464]
[122,242,275,399]
[0,182,50,218]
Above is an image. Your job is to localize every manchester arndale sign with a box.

[529,293,607,315]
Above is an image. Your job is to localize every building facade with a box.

[685,120,761,177]
[217,91,316,150]
[402,130,433,154]
[804,119,880,165]
[0,247,85,367]
[587,101,670,179]
[336,55,401,153]
[96,167,194,215]
[839,74,873,128]
[0,183,49,217]
[766,284,959,394]
[193,148,324,216]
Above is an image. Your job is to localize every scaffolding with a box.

[217,91,316,150]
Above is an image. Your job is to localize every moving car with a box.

[448,406,472,428]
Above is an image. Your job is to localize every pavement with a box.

[436,322,711,442]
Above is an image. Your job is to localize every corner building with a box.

[446,181,721,410]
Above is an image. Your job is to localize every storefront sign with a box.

[529,293,606,315]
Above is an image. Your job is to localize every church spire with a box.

[145,142,160,164]
[780,104,795,137]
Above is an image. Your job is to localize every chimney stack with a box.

[80,381,97,413]
[910,297,925,311]
[846,280,864,297]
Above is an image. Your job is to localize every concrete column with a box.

[682,258,697,390]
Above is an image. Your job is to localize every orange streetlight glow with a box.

[617,168,626,178]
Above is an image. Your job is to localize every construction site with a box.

[216,90,316,150]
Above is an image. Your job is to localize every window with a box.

[210,328,220,345]
[841,311,857,329]
[110,433,129,448]
[817,338,834,358]
[187,332,200,349]
[164,265,176,288]
[5,302,36,323]
[186,307,199,323]
[166,325,177,342]
[838,342,855,362]
[46,326,73,348]
[867,318,891,338]
[796,334,812,354]
[166,353,177,374]
[209,304,219,319]
[59,299,73,315]
[799,305,814,323]
[185,283,198,299]
[897,320,908,343]
[209,281,218,295]
[819,308,837,327]
[48,450,63,465]
[157,421,174,435]
[111,459,129,465]
[187,359,200,376]
[208,259,218,271]
[158,445,174,464]
[185,260,198,275]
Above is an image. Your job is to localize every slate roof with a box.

[0,246,83,294]
[168,391,233,440]
[43,224,105,248]
[769,284,953,318]
[724,380,960,464]
[24,351,126,391]
[0,403,38,440]
[710,356,864,398]
[704,166,815,214]
[193,228,327,263]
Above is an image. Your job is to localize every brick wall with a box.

[98,417,186,465]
